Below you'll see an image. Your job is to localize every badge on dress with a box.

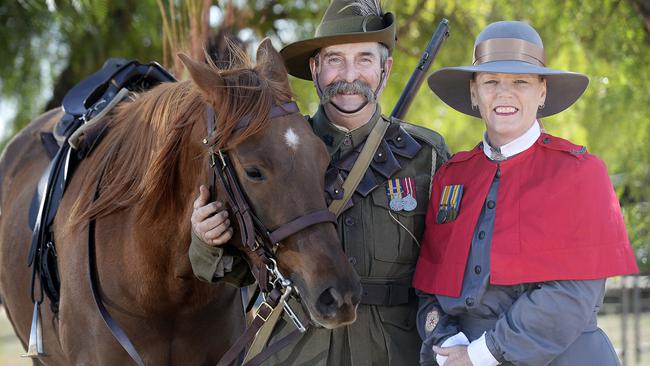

[401,177,417,212]
[425,309,440,333]
[437,184,464,223]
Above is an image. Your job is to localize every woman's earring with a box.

[538,104,545,110]
[472,104,478,111]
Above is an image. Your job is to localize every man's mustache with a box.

[321,80,376,104]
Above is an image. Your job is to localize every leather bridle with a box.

[206,101,337,366]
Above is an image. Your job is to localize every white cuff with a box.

[436,332,470,366]
[467,333,500,366]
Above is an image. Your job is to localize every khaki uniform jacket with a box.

[189,106,450,366]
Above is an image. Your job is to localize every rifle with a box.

[390,19,450,119]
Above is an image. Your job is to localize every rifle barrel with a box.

[390,19,450,120]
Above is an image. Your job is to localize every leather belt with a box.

[361,283,415,306]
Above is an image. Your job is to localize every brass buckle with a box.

[255,301,273,322]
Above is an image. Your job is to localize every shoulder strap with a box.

[328,117,390,217]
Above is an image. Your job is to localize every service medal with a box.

[436,207,447,224]
[389,197,404,211]
[386,178,405,212]
[401,177,417,211]
[402,195,417,212]
[438,184,463,223]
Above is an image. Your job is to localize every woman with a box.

[413,21,638,366]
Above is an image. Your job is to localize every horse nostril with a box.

[315,287,344,317]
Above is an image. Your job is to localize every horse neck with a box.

[101,84,208,278]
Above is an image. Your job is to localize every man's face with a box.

[470,72,546,146]
[309,42,392,114]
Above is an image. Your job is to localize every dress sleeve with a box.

[417,291,463,365]
[485,279,605,365]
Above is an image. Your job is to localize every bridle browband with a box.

[206,101,337,366]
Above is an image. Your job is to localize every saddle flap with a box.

[62,58,134,116]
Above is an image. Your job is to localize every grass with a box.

[0,307,30,366]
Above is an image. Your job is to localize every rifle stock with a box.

[390,19,450,120]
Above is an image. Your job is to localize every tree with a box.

[1,0,649,271]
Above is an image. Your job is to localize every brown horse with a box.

[0,39,361,365]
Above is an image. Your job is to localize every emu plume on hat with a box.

[280,0,396,80]
[427,21,589,118]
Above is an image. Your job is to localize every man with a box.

[190,1,450,365]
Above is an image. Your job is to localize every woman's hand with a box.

[432,345,472,366]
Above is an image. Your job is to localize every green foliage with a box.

[1,0,649,271]
[0,0,165,139]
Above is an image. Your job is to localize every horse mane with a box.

[71,47,293,226]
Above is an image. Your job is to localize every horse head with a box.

[179,39,361,328]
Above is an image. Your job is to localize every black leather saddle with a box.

[27,58,176,312]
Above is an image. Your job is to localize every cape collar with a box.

[482,121,541,161]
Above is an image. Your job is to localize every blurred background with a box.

[0,0,649,365]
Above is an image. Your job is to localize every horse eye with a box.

[245,167,264,181]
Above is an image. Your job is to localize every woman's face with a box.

[470,73,546,147]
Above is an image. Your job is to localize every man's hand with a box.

[191,185,233,246]
[432,345,472,366]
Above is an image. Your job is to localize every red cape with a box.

[413,134,638,297]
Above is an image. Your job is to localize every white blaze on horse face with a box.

[284,128,300,151]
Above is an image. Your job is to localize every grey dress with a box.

[417,167,621,366]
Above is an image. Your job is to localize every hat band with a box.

[473,38,546,67]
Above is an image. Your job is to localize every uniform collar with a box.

[311,104,382,156]
[482,121,541,161]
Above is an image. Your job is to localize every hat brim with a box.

[427,60,589,118]
[280,14,396,81]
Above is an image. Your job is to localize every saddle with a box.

[27,58,176,313]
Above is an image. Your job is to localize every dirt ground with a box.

[1,306,649,365]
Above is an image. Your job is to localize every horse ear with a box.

[256,38,291,89]
[177,53,223,100]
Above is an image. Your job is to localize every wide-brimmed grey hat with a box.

[427,21,589,118]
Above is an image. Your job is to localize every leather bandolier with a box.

[27,58,176,313]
